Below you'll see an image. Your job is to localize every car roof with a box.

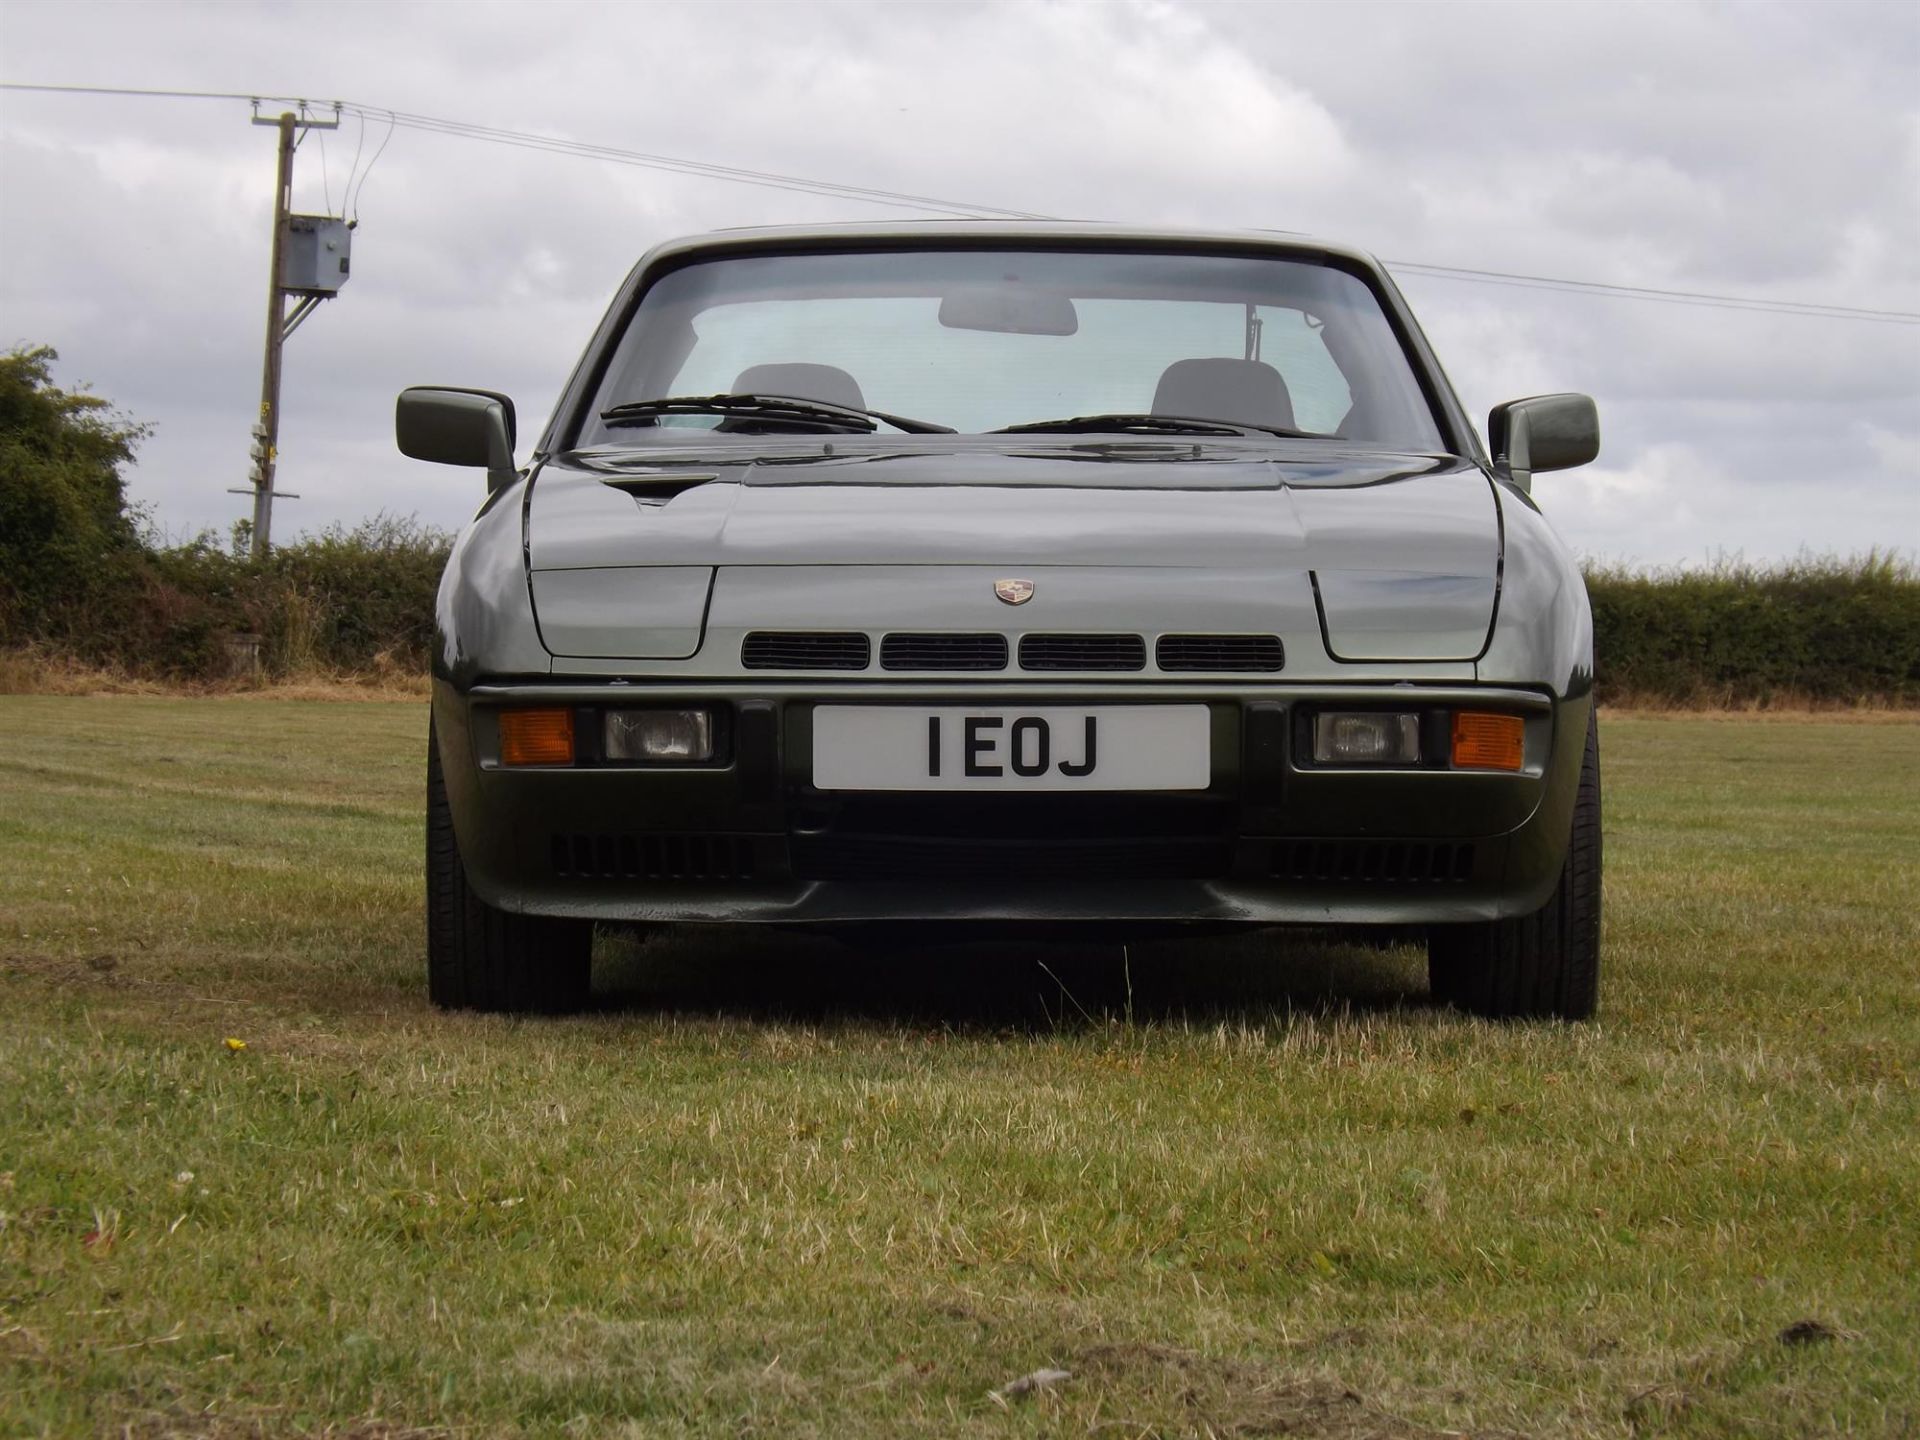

[632,219,1385,274]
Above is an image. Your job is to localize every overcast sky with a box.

[3,0,1916,566]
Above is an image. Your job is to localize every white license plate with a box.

[812,705,1210,792]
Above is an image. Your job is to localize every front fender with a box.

[433,477,550,690]
[1476,481,1594,899]
[1479,480,1594,701]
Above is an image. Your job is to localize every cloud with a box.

[1,0,1914,565]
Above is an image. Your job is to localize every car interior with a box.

[731,356,1302,434]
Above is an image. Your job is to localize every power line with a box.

[1,82,298,103]
[6,79,1917,325]
[349,110,396,225]
[1386,260,1919,325]
[315,123,332,216]
[0,82,1040,219]
[338,108,365,222]
[336,102,1045,220]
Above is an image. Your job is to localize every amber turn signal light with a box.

[499,708,575,766]
[1450,711,1525,771]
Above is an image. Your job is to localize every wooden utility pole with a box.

[249,112,297,559]
[235,102,343,559]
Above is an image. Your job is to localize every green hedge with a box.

[1586,553,1919,705]
[1,516,453,681]
[150,516,453,676]
[8,518,1919,703]
[2,347,454,681]
[11,347,1913,699]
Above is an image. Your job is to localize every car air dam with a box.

[813,705,1210,792]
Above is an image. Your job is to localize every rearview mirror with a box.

[395,387,518,494]
[1487,393,1599,492]
[937,287,1079,336]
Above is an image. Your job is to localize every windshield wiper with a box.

[600,393,954,435]
[992,412,1312,439]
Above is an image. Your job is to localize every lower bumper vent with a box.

[1269,839,1475,884]
[791,835,1230,882]
[551,832,758,881]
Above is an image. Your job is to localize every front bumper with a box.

[432,680,1589,926]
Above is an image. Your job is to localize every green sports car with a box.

[398,222,1603,1019]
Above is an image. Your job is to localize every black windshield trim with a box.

[551,240,1472,458]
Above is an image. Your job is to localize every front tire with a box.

[1428,708,1602,1020]
[426,719,591,1013]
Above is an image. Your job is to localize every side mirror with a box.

[1487,393,1599,493]
[395,387,519,494]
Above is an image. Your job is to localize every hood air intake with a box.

[880,633,1009,671]
[1156,634,1285,672]
[741,632,870,670]
[1019,633,1147,672]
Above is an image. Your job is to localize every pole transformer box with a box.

[280,215,351,295]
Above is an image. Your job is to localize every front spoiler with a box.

[431,679,1589,927]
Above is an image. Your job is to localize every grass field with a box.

[1,697,1916,1438]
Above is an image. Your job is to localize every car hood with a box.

[530,446,1494,568]
[524,446,1502,663]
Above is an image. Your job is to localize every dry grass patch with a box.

[1600,700,1919,722]
[1,700,1915,1437]
[0,647,427,701]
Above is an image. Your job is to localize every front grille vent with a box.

[742,631,869,671]
[880,632,1009,671]
[1270,839,1475,885]
[1157,634,1285,672]
[1019,633,1147,672]
[551,832,757,882]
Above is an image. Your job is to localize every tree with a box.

[0,346,151,637]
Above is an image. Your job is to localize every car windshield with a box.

[575,247,1445,450]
